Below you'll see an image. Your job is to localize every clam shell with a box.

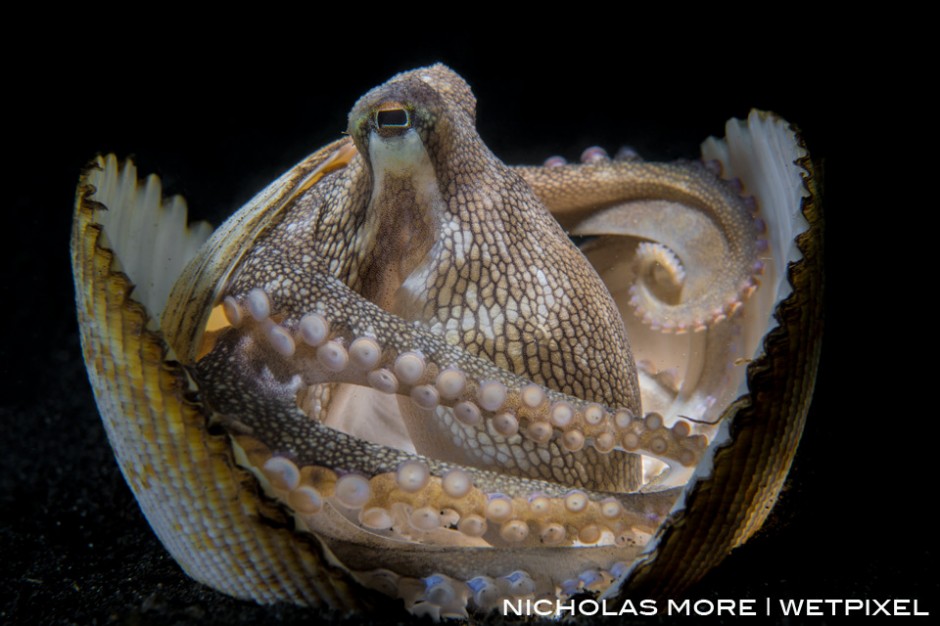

[71,107,820,615]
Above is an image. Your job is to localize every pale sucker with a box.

[72,65,821,619]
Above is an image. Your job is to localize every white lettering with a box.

[778,599,804,615]
[693,599,715,616]
[738,599,758,616]
[580,600,598,616]
[509,595,928,618]
[845,599,864,613]
[556,599,577,616]
[872,598,892,616]
[668,599,690,615]
[616,600,636,616]
[668,598,758,616]
[502,599,524,616]
[639,599,658,616]
[892,599,910,616]
[805,599,824,616]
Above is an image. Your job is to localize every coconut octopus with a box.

[71,64,822,619]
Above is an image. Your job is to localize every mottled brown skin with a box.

[345,70,639,408]
[197,65,643,492]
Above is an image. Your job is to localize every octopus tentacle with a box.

[197,273,704,475]
[195,318,681,553]
[517,160,764,332]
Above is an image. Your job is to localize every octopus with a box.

[71,65,822,619]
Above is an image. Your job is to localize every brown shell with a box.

[625,139,822,598]
[72,160,366,609]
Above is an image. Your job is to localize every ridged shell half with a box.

[71,110,820,616]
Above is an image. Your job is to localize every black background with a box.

[2,22,932,626]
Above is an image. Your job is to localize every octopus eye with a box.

[375,107,411,129]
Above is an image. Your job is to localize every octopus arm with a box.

[195,263,705,475]
[517,160,764,333]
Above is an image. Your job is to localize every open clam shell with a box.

[72,106,820,618]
